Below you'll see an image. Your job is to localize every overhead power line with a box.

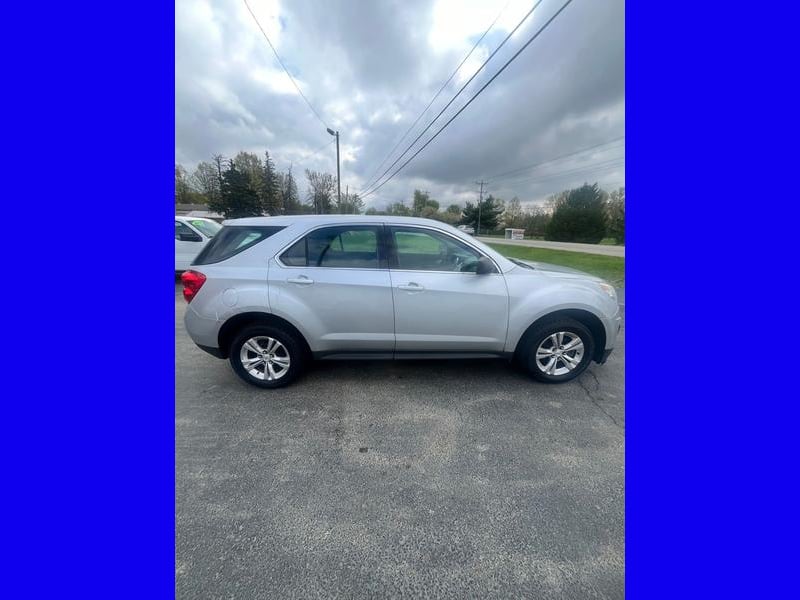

[362,0,576,199]
[304,138,335,161]
[491,155,625,185]
[492,158,625,188]
[361,1,511,193]
[360,0,546,196]
[486,136,625,182]
[243,0,329,130]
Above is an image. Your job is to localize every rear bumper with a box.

[184,304,221,349]
[198,344,225,359]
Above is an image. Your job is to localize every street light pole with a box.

[327,128,341,206]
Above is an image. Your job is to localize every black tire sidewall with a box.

[522,319,595,383]
[229,325,305,388]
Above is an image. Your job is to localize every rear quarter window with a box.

[192,226,285,265]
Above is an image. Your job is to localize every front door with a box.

[269,224,395,355]
[388,226,508,353]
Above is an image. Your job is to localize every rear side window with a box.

[192,226,285,265]
[280,226,384,269]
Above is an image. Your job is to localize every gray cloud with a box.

[176,0,624,209]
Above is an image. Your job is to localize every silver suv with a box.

[182,215,620,389]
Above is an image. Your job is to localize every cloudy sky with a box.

[176,0,624,209]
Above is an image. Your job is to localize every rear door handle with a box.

[287,276,314,285]
[398,282,424,292]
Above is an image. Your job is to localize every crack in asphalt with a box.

[578,369,623,429]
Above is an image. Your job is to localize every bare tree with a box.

[190,161,221,205]
[606,186,625,244]
[305,170,335,214]
[503,196,525,228]
[175,164,190,204]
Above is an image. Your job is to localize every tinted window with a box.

[192,226,285,265]
[280,226,382,269]
[390,227,483,272]
[281,238,306,267]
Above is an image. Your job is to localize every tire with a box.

[229,324,306,388]
[518,317,595,383]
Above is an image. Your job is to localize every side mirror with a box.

[178,232,203,242]
[475,256,496,275]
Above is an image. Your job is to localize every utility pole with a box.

[475,180,486,235]
[327,128,341,207]
[345,184,349,214]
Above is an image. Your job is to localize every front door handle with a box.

[398,282,424,292]
[287,276,314,286]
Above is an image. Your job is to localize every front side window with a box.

[192,226,285,265]
[280,226,382,269]
[175,221,200,241]
[390,227,484,272]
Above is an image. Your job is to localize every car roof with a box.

[225,214,455,227]
[175,215,217,222]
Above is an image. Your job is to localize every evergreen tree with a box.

[262,151,281,215]
[461,195,505,233]
[545,183,607,243]
[210,160,262,218]
[280,166,302,214]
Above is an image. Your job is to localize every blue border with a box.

[628,2,799,598]
[4,0,799,596]
[3,2,174,597]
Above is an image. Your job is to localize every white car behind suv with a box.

[175,216,221,271]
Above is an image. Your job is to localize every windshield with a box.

[188,219,222,238]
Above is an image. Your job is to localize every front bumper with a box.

[598,310,622,363]
[597,347,614,364]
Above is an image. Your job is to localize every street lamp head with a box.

[326,128,335,136]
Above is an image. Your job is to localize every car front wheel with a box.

[520,318,595,383]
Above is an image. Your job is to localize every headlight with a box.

[597,282,617,301]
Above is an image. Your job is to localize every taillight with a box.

[181,270,206,303]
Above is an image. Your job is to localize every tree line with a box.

[363,185,625,244]
[175,151,363,219]
[175,151,624,244]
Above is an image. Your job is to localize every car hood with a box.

[511,259,603,282]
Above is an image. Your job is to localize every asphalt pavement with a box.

[476,237,625,258]
[176,283,625,599]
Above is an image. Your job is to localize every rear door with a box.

[388,225,508,353]
[269,225,395,355]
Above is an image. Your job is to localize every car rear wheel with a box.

[520,318,595,383]
[229,325,306,388]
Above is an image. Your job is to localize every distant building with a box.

[504,228,525,240]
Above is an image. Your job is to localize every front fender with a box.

[504,273,619,353]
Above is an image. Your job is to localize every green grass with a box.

[486,242,625,287]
